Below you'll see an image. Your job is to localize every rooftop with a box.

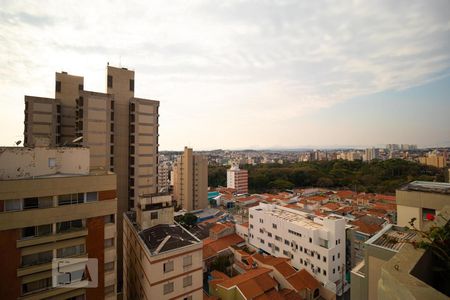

[400,181,450,195]
[251,203,338,230]
[366,224,416,252]
[139,223,200,255]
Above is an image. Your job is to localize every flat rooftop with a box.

[366,224,416,252]
[252,203,327,230]
[399,181,450,195]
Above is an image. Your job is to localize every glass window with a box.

[48,158,56,168]
[163,282,173,294]
[22,277,51,295]
[5,199,21,211]
[104,238,114,248]
[22,251,53,267]
[23,198,39,210]
[104,214,115,224]
[183,255,192,267]
[57,219,83,233]
[151,212,158,220]
[86,192,97,202]
[57,244,85,258]
[105,262,114,271]
[183,275,192,287]
[164,261,174,273]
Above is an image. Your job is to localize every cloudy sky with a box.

[1,0,449,150]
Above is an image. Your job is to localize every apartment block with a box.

[226,165,248,194]
[23,65,160,287]
[24,96,61,147]
[55,72,84,144]
[0,146,117,300]
[248,203,347,296]
[419,154,447,168]
[173,147,208,211]
[396,181,450,230]
[158,162,171,193]
[123,195,203,300]
[76,91,114,171]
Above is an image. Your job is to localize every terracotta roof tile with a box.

[217,267,272,289]
[286,269,320,292]
[202,234,244,259]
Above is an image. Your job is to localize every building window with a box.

[104,238,114,248]
[130,79,134,91]
[300,246,303,251]
[272,223,277,229]
[104,214,115,224]
[249,214,253,218]
[183,255,192,267]
[48,157,56,168]
[183,275,192,287]
[284,239,290,246]
[259,228,264,234]
[86,192,98,202]
[250,224,253,229]
[323,269,327,276]
[300,258,303,264]
[22,251,53,267]
[107,75,113,88]
[58,193,84,205]
[5,199,21,211]
[22,277,52,295]
[184,296,193,300]
[333,268,335,274]
[274,246,279,252]
[260,239,265,244]
[151,211,158,220]
[259,218,263,223]
[422,208,436,221]
[333,255,335,261]
[338,265,340,271]
[267,232,272,237]
[163,282,174,294]
[318,267,321,273]
[309,237,312,243]
[275,235,282,241]
[338,253,340,259]
[323,256,327,262]
[105,262,114,271]
[57,219,83,233]
[22,224,52,239]
[78,84,83,91]
[317,253,321,260]
[163,261,174,273]
[56,81,61,92]
[57,244,85,258]
[23,197,39,210]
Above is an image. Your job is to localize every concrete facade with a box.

[226,165,248,194]
[248,203,347,296]
[173,147,208,211]
[0,147,117,300]
[123,196,203,300]
[396,181,450,230]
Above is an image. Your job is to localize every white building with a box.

[157,161,171,193]
[226,164,248,194]
[248,203,347,296]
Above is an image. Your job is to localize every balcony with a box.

[17,229,88,248]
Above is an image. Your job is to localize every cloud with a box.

[0,0,449,148]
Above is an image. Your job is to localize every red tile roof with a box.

[217,267,272,288]
[252,254,296,277]
[203,234,245,259]
[286,269,320,292]
[321,202,340,211]
[336,190,356,199]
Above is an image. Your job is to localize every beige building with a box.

[0,146,117,300]
[396,181,450,230]
[56,71,84,145]
[226,165,248,194]
[158,161,171,193]
[350,224,416,300]
[173,147,208,211]
[24,96,61,147]
[123,195,203,300]
[419,153,447,168]
[23,65,160,287]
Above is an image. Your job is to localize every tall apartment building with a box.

[363,148,377,162]
[226,165,248,194]
[0,146,117,300]
[23,66,160,286]
[396,181,450,230]
[419,153,447,168]
[173,147,208,211]
[123,195,203,300]
[158,161,171,193]
[248,203,347,296]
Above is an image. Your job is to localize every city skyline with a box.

[1,0,449,150]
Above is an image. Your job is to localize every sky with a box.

[1,0,449,150]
